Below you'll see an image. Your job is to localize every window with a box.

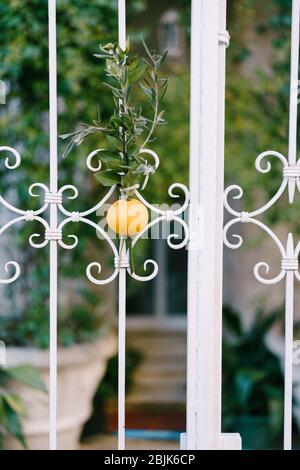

[158,10,182,57]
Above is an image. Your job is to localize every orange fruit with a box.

[107,199,149,237]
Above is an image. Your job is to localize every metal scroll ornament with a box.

[0,145,189,285]
[224,150,300,285]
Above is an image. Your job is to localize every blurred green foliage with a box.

[0,287,102,348]
[0,0,146,347]
[222,306,284,448]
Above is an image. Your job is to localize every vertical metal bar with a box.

[288,0,300,166]
[48,0,58,451]
[118,236,126,450]
[154,239,167,319]
[283,0,300,449]
[118,0,126,451]
[284,234,294,450]
[284,272,294,450]
[118,0,126,50]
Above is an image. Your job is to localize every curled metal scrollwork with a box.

[0,148,50,283]
[127,183,189,281]
[224,149,300,284]
[0,145,189,286]
[0,146,21,170]
[55,149,189,284]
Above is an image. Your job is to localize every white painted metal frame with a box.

[186,0,241,450]
[0,0,189,450]
[224,0,300,451]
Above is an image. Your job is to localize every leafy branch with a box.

[140,38,168,148]
[61,39,168,192]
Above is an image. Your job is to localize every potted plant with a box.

[222,306,284,449]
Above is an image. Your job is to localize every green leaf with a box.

[103,82,122,98]
[139,83,152,99]
[60,131,77,140]
[223,306,242,336]
[99,43,115,54]
[121,170,142,188]
[159,79,168,101]
[128,64,147,84]
[2,392,25,416]
[93,53,113,60]
[234,369,267,407]
[105,161,131,171]
[110,116,124,128]
[141,37,154,62]
[2,399,26,448]
[268,395,284,436]
[94,170,121,187]
[127,56,139,71]
[7,366,47,393]
[107,135,123,151]
[61,137,76,160]
[157,50,168,66]
[98,150,122,163]
[127,144,140,159]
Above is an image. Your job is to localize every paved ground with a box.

[81,434,180,450]
[80,434,300,450]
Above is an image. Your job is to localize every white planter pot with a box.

[265,327,300,433]
[4,333,116,450]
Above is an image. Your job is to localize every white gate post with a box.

[186,0,241,450]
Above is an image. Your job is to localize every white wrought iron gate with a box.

[1,0,300,451]
[224,0,300,451]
